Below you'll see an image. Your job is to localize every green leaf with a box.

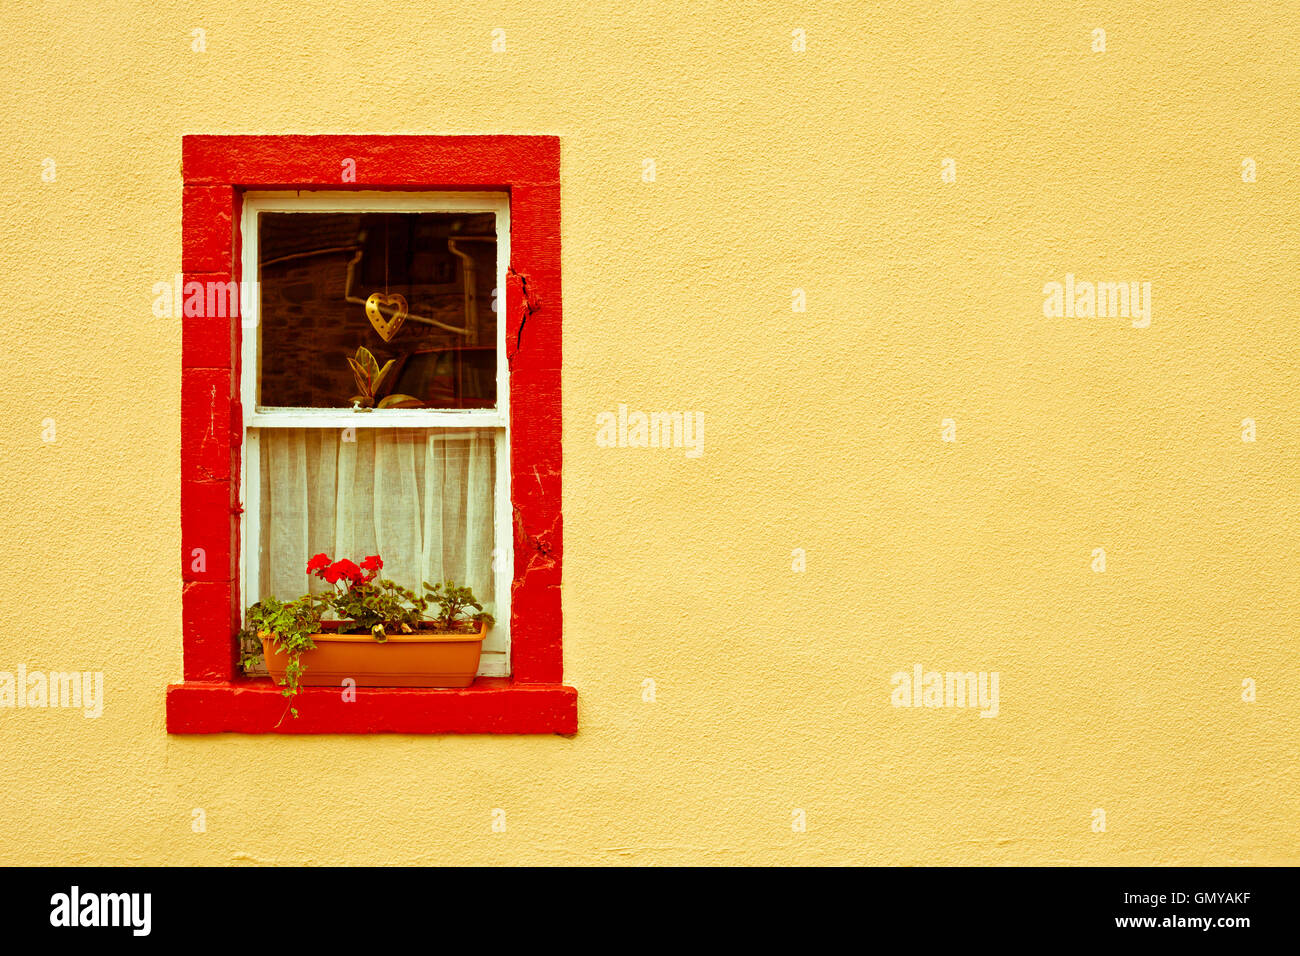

[357,346,380,381]
[347,357,371,396]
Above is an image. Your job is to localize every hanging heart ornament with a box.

[365,292,409,342]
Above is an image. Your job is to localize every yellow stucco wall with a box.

[0,0,1295,865]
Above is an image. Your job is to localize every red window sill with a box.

[166,678,577,735]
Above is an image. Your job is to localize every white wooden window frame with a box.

[239,190,512,676]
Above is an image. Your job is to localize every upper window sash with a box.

[239,190,510,424]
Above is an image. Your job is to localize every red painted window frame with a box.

[167,135,574,734]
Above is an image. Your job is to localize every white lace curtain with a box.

[258,428,496,616]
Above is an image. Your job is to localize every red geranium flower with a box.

[323,559,364,587]
[359,554,383,581]
[305,552,331,574]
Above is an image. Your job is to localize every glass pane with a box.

[257,427,497,622]
[257,211,498,409]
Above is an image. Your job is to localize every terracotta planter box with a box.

[261,622,487,689]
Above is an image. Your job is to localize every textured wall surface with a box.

[0,0,1296,865]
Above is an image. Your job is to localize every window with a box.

[242,193,513,677]
[170,135,573,734]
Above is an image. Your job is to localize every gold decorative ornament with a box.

[365,292,408,342]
